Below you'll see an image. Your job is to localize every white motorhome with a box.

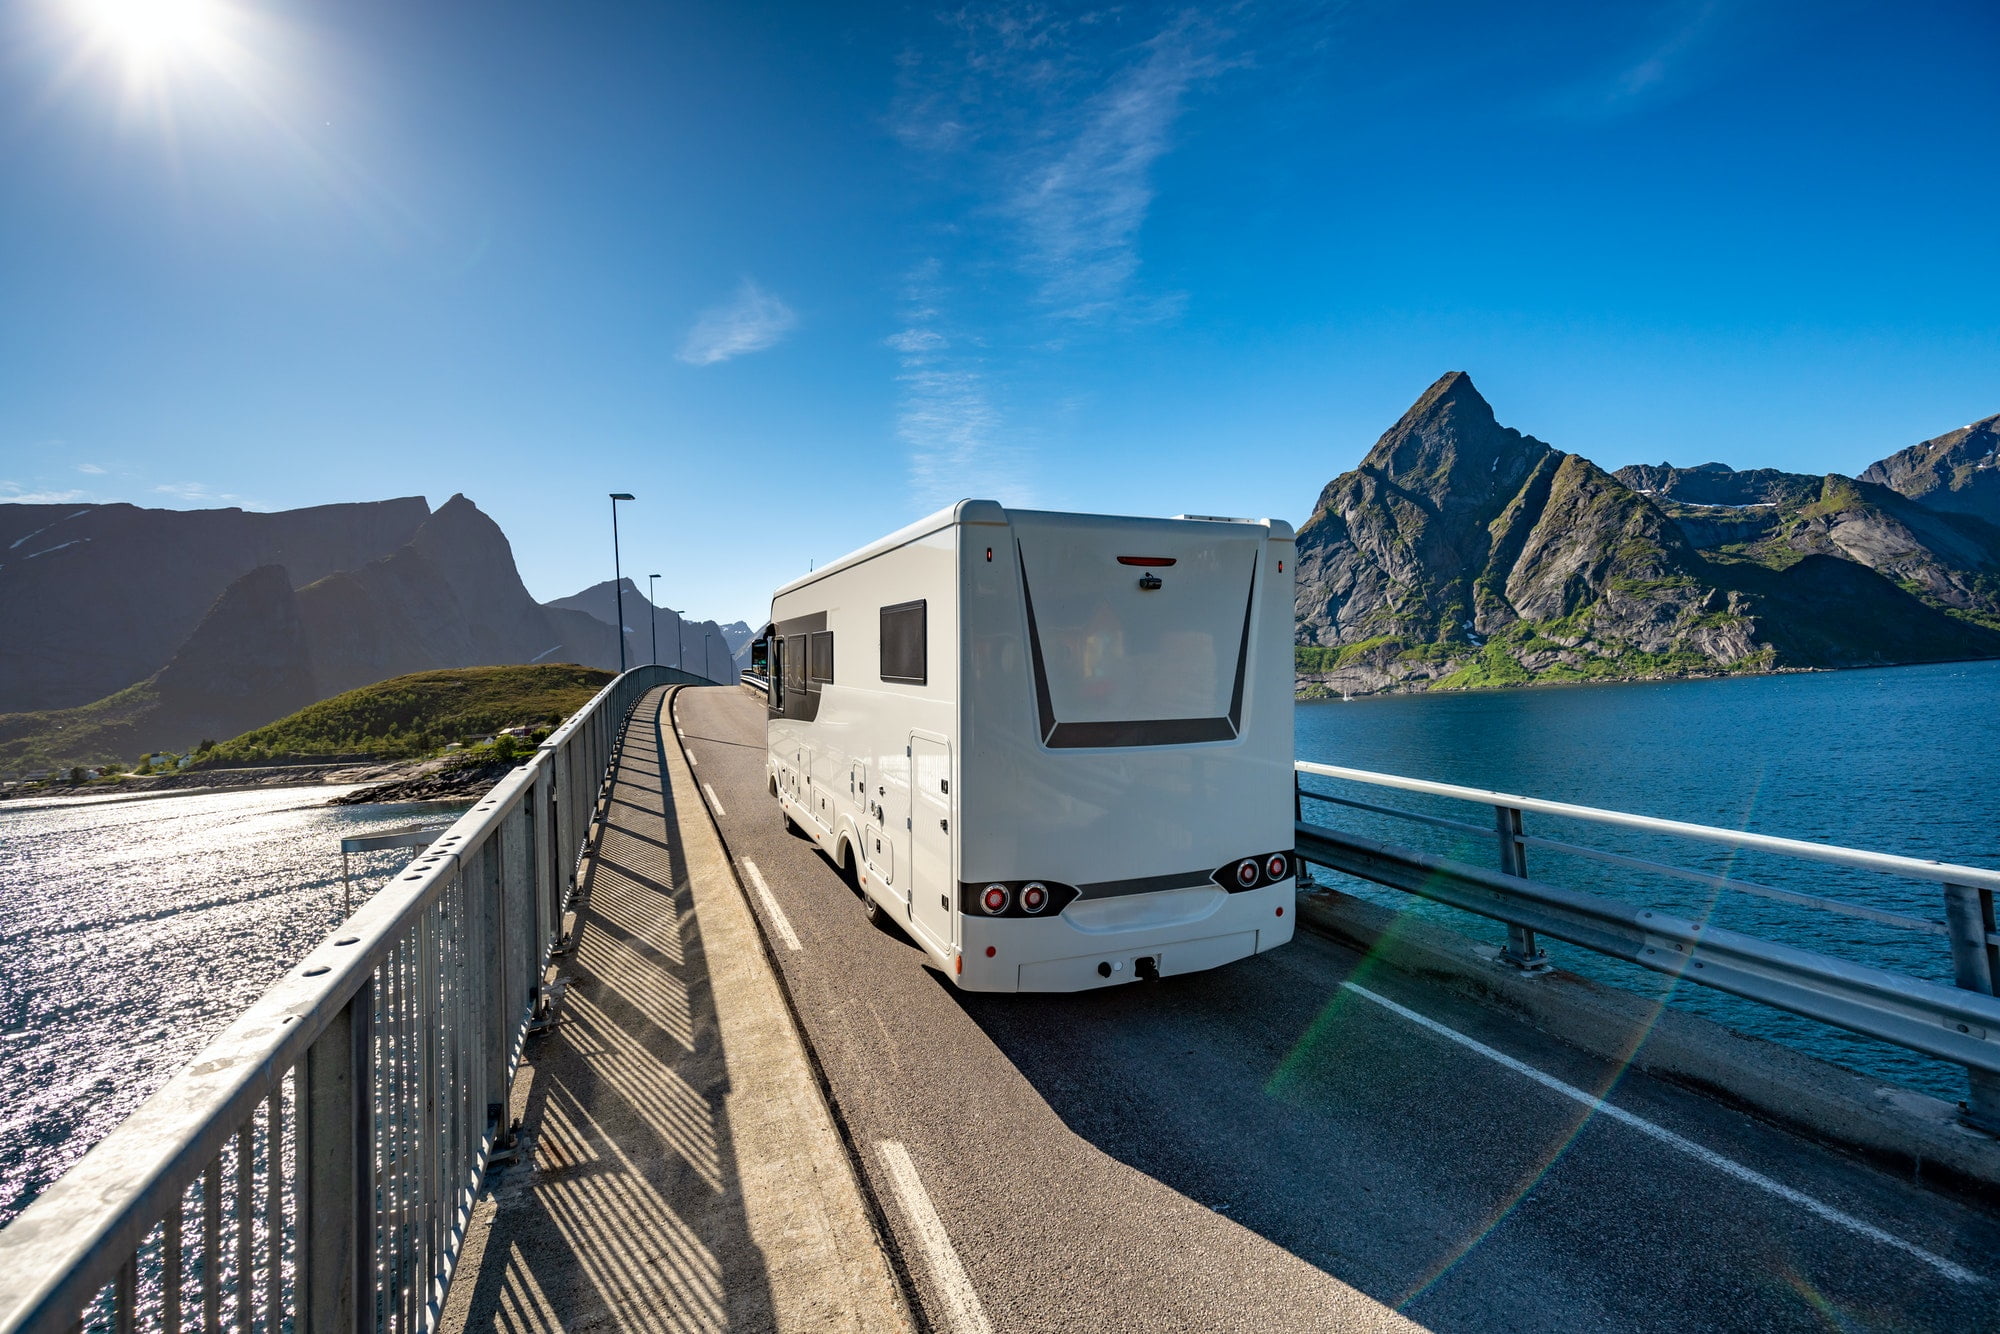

[763,500,1296,992]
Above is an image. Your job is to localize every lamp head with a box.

[609,492,635,501]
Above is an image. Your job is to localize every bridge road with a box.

[670,687,2000,1334]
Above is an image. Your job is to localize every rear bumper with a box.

[953,880,1296,992]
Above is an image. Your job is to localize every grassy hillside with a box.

[0,681,168,775]
[200,664,613,764]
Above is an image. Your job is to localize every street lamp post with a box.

[705,629,715,682]
[609,493,634,674]
[668,609,685,670]
[648,574,661,666]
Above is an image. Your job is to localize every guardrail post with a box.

[1943,882,2000,1133]
[1493,805,1551,974]
[477,841,512,1148]
[301,979,374,1334]
[1292,772,1315,887]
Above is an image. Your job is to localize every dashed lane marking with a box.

[701,782,726,816]
[739,858,802,951]
[877,1140,994,1334]
[1342,981,1983,1285]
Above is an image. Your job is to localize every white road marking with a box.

[1342,981,1983,1285]
[877,1141,994,1334]
[700,782,726,816]
[687,749,697,765]
[739,858,802,951]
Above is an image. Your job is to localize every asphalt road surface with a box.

[670,686,2000,1334]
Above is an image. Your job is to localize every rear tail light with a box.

[1211,850,1299,892]
[957,879,1079,918]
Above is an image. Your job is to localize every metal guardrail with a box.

[0,664,712,1334]
[1294,760,2000,1131]
[339,828,451,918]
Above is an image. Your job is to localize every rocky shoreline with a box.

[1295,660,1843,701]
[327,756,517,805]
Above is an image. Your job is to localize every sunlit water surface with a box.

[1298,659,2000,1100]
[0,786,470,1226]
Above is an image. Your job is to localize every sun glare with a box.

[75,0,226,66]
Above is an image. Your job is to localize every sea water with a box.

[1297,658,2000,1102]
[0,785,471,1227]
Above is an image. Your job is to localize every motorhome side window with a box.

[880,600,926,685]
[808,630,834,685]
[785,637,807,693]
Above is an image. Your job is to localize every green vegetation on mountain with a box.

[1293,374,2000,698]
[1,662,611,779]
[200,664,612,764]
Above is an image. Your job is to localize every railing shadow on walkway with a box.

[444,691,777,1334]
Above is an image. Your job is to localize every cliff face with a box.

[1860,413,2000,525]
[1295,376,2000,697]
[0,497,428,712]
[296,496,582,696]
[0,492,748,772]
[0,566,322,771]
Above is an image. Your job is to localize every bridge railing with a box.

[1295,760,2000,1131]
[0,663,712,1334]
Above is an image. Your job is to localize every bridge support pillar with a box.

[1944,882,2000,1134]
[1493,805,1552,975]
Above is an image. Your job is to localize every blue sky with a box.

[1,0,1995,624]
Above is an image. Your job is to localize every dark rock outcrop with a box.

[0,497,427,712]
[152,565,320,735]
[1860,413,2000,525]
[1295,375,2000,697]
[0,565,322,770]
[1612,462,1822,508]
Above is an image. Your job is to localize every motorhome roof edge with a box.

[772,498,1009,601]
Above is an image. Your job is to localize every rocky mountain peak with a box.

[1344,371,1556,515]
[153,565,318,731]
[1860,411,2000,525]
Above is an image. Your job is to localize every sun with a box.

[74,0,226,66]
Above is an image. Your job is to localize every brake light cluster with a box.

[959,879,1080,918]
[1211,850,1294,892]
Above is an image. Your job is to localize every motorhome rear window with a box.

[809,631,834,684]
[880,601,926,684]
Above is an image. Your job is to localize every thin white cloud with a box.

[153,482,265,508]
[677,279,799,366]
[1545,0,1732,118]
[881,9,1235,508]
[889,263,1031,509]
[75,462,107,474]
[0,483,86,505]
[1008,17,1223,320]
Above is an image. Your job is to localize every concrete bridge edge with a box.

[661,686,923,1332]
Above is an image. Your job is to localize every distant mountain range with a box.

[1293,373,2000,696]
[0,495,743,774]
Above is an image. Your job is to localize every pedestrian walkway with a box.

[439,687,911,1334]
